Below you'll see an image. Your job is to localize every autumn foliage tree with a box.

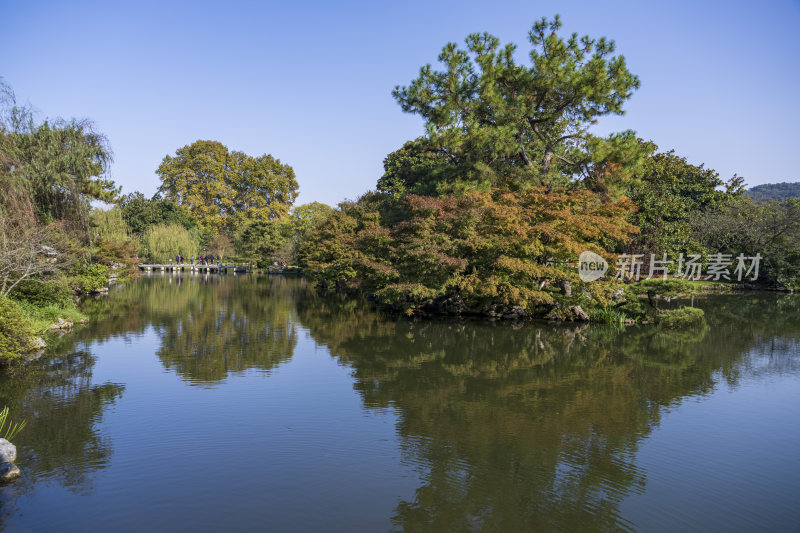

[156,140,299,233]
[299,189,635,316]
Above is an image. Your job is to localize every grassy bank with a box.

[0,271,123,364]
[0,294,90,365]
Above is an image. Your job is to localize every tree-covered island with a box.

[1,15,799,363]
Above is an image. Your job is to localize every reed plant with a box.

[0,406,26,441]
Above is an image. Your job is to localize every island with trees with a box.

[1,15,799,364]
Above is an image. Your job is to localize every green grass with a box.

[589,308,628,324]
[13,301,87,334]
[1,297,88,362]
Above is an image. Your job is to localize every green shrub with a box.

[0,297,37,361]
[68,263,110,293]
[374,283,438,315]
[9,279,74,308]
[617,278,700,320]
[656,306,705,329]
[638,278,698,296]
[617,286,648,319]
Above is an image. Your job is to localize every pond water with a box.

[0,274,798,532]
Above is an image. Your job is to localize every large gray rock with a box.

[0,462,21,482]
[0,439,16,463]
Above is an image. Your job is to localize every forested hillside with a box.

[747,182,800,202]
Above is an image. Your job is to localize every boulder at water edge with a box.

[31,337,47,350]
[50,318,73,330]
[0,439,16,463]
[569,305,591,322]
[0,462,21,482]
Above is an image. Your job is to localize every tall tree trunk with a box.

[542,151,553,178]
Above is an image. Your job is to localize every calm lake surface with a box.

[0,274,798,532]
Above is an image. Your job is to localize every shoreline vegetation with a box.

[2,15,799,365]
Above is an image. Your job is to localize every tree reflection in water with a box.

[0,349,124,519]
[81,273,301,384]
[152,275,298,384]
[296,291,800,531]
[1,275,797,531]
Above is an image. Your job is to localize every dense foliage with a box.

[692,197,800,289]
[299,188,635,316]
[0,296,36,361]
[1,84,116,230]
[141,224,201,263]
[235,202,333,266]
[0,81,121,361]
[628,150,744,257]
[8,279,74,309]
[387,15,648,197]
[298,17,653,318]
[656,307,705,329]
[90,207,133,245]
[156,140,299,233]
[119,193,199,236]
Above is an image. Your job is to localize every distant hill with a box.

[747,182,800,202]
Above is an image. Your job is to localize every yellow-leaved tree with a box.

[156,140,298,234]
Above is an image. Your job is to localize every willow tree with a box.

[387,15,649,197]
[156,140,299,233]
[1,81,116,230]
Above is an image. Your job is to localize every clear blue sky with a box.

[1,0,798,206]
